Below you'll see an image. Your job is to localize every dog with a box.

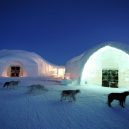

[60,89,80,102]
[28,84,47,93]
[108,91,129,108]
[3,81,20,88]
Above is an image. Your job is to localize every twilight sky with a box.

[0,0,129,65]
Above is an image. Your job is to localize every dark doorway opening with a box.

[11,66,20,77]
[102,70,118,88]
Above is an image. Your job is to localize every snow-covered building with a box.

[1,43,129,88]
[0,50,65,79]
[65,44,129,88]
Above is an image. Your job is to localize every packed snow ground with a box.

[0,77,129,129]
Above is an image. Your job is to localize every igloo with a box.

[0,50,65,79]
[65,45,129,88]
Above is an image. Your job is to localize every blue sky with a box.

[0,0,129,65]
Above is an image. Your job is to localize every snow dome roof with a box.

[66,42,129,65]
[0,50,47,77]
[0,49,45,64]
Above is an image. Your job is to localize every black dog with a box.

[3,81,20,88]
[108,91,129,108]
[60,89,80,102]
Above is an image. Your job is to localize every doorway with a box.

[102,70,118,88]
[11,66,20,77]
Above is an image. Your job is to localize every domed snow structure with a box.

[0,50,65,78]
[65,44,129,88]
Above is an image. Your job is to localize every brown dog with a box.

[108,91,129,108]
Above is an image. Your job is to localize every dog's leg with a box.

[68,96,72,102]
[108,102,111,107]
[3,83,8,88]
[119,100,121,106]
[108,99,112,107]
[60,95,63,101]
[5,85,8,88]
[108,96,112,107]
[121,101,125,108]
[119,100,124,108]
[60,95,66,101]
[72,95,76,101]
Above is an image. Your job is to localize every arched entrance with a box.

[10,66,21,77]
[7,65,24,77]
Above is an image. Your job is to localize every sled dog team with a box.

[2,81,129,107]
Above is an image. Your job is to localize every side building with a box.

[0,50,65,79]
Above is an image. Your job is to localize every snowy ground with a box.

[0,77,129,129]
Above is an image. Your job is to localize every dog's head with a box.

[123,91,129,96]
[76,89,80,93]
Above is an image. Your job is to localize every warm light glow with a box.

[1,62,28,77]
[43,65,65,79]
[80,46,129,87]
[57,68,65,78]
